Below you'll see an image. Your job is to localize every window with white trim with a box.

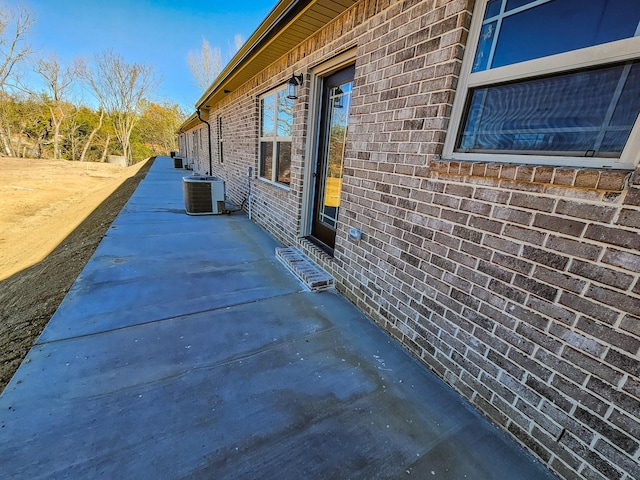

[259,86,293,186]
[217,116,224,165]
[444,0,640,170]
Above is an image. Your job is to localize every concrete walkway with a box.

[0,157,557,479]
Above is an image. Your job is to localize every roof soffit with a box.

[196,0,358,110]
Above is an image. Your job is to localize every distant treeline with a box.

[0,5,186,164]
[0,93,184,163]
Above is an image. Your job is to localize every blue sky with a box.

[20,0,278,111]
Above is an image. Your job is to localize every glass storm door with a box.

[311,66,354,252]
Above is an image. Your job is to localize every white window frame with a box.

[443,0,640,170]
[217,116,224,165]
[258,85,292,188]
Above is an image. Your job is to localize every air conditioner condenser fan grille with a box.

[182,176,225,215]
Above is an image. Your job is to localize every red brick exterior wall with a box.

[181,2,640,479]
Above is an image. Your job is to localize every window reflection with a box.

[277,91,293,137]
[277,142,291,185]
[320,81,352,226]
[485,0,502,17]
[459,61,640,156]
[261,96,275,137]
[473,0,640,72]
[505,0,531,11]
[260,86,293,186]
[260,142,273,179]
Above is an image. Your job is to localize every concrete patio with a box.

[0,156,557,479]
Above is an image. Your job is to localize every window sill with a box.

[430,159,631,192]
[256,177,291,191]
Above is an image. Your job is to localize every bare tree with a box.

[0,91,14,155]
[81,50,158,164]
[232,34,244,55]
[0,4,33,156]
[78,108,104,162]
[0,4,32,89]
[0,92,48,158]
[188,38,221,93]
[59,105,102,161]
[76,58,107,161]
[35,56,77,159]
[61,110,82,160]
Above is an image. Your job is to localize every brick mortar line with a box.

[432,335,639,462]
[430,162,632,192]
[362,181,637,223]
[433,173,628,203]
[346,177,638,244]
[388,272,632,374]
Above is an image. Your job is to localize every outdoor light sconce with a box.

[286,73,304,100]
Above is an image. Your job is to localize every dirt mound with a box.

[0,157,154,393]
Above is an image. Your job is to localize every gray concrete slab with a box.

[0,157,557,479]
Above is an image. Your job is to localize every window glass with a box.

[473,0,640,72]
[260,142,273,179]
[327,88,349,184]
[505,0,530,10]
[218,117,224,164]
[276,142,291,185]
[485,0,502,17]
[473,21,497,72]
[611,63,640,126]
[259,86,293,185]
[458,61,640,157]
[277,91,293,137]
[261,95,275,136]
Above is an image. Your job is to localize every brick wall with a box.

[181,1,640,479]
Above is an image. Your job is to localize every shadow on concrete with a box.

[0,158,155,392]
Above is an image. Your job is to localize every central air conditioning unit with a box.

[174,156,184,168]
[182,175,226,215]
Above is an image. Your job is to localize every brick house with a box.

[177,1,640,478]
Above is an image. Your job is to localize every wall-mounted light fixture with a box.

[286,73,304,100]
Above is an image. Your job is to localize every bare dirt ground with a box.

[0,157,154,393]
